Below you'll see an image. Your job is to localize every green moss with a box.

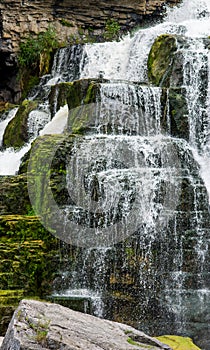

[127,337,153,348]
[147,34,177,86]
[0,214,59,299]
[0,175,31,215]
[49,79,100,134]
[69,103,96,134]
[60,19,74,27]
[155,335,201,350]
[2,100,38,149]
[0,290,25,306]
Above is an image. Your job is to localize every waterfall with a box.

[47,1,210,347]
[96,83,162,135]
[1,0,210,348]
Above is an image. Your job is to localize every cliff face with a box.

[0,0,181,103]
[0,0,181,50]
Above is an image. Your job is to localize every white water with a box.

[40,105,68,135]
[52,288,104,316]
[79,0,210,203]
[97,83,162,135]
[0,104,68,175]
[0,107,29,175]
[0,144,31,175]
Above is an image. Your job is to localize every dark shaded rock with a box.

[161,87,189,140]
[0,48,20,103]
[0,299,172,350]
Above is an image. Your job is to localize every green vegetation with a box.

[17,27,59,98]
[18,26,59,70]
[60,19,74,27]
[26,316,50,344]
[127,337,153,348]
[104,19,121,40]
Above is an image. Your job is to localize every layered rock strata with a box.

[0,0,181,103]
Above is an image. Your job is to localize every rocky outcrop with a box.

[147,34,177,87]
[0,0,181,51]
[0,0,181,103]
[1,299,172,350]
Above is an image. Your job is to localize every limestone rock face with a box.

[0,0,181,51]
[0,0,181,103]
[0,299,172,350]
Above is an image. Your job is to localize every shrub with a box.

[18,26,59,69]
[104,19,121,40]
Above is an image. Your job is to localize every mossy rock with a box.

[0,175,31,215]
[49,78,100,113]
[168,88,189,140]
[0,214,60,297]
[25,134,77,211]
[156,335,201,350]
[0,292,46,335]
[0,290,25,306]
[0,215,54,242]
[148,34,177,87]
[2,100,38,149]
[0,290,24,335]
[0,214,59,293]
[49,79,102,134]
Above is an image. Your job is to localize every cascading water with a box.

[1,0,210,348]
[48,1,210,348]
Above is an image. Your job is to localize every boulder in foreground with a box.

[0,299,172,350]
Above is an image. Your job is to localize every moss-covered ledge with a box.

[49,78,102,113]
[2,100,38,149]
[49,78,106,134]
